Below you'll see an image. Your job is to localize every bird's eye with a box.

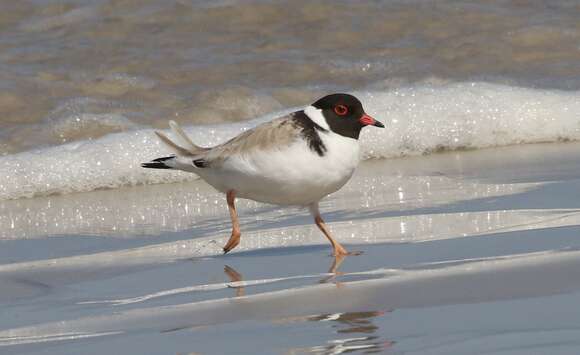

[334,105,348,116]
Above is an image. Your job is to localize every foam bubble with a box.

[357,82,580,158]
[0,119,262,200]
[0,82,579,200]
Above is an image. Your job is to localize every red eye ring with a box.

[334,104,348,116]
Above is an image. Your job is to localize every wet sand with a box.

[2,142,580,354]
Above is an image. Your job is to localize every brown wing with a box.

[198,114,303,166]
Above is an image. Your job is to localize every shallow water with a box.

[3,144,580,354]
[1,0,580,155]
[2,1,580,353]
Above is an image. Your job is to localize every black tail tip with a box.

[141,155,175,169]
[141,162,172,169]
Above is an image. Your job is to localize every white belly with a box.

[198,132,360,205]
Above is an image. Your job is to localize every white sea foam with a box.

[1,82,579,200]
[359,82,580,158]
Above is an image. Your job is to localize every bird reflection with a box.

[303,334,394,354]
[223,261,394,353]
[328,254,346,274]
[308,311,386,334]
[296,311,393,354]
[224,254,349,297]
[318,254,347,285]
[224,265,245,297]
[224,255,347,297]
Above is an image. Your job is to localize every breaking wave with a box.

[1,82,579,200]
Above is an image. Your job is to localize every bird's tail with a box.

[154,120,207,156]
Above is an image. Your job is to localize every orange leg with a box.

[223,190,241,254]
[310,203,348,256]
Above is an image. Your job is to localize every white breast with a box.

[198,129,360,206]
